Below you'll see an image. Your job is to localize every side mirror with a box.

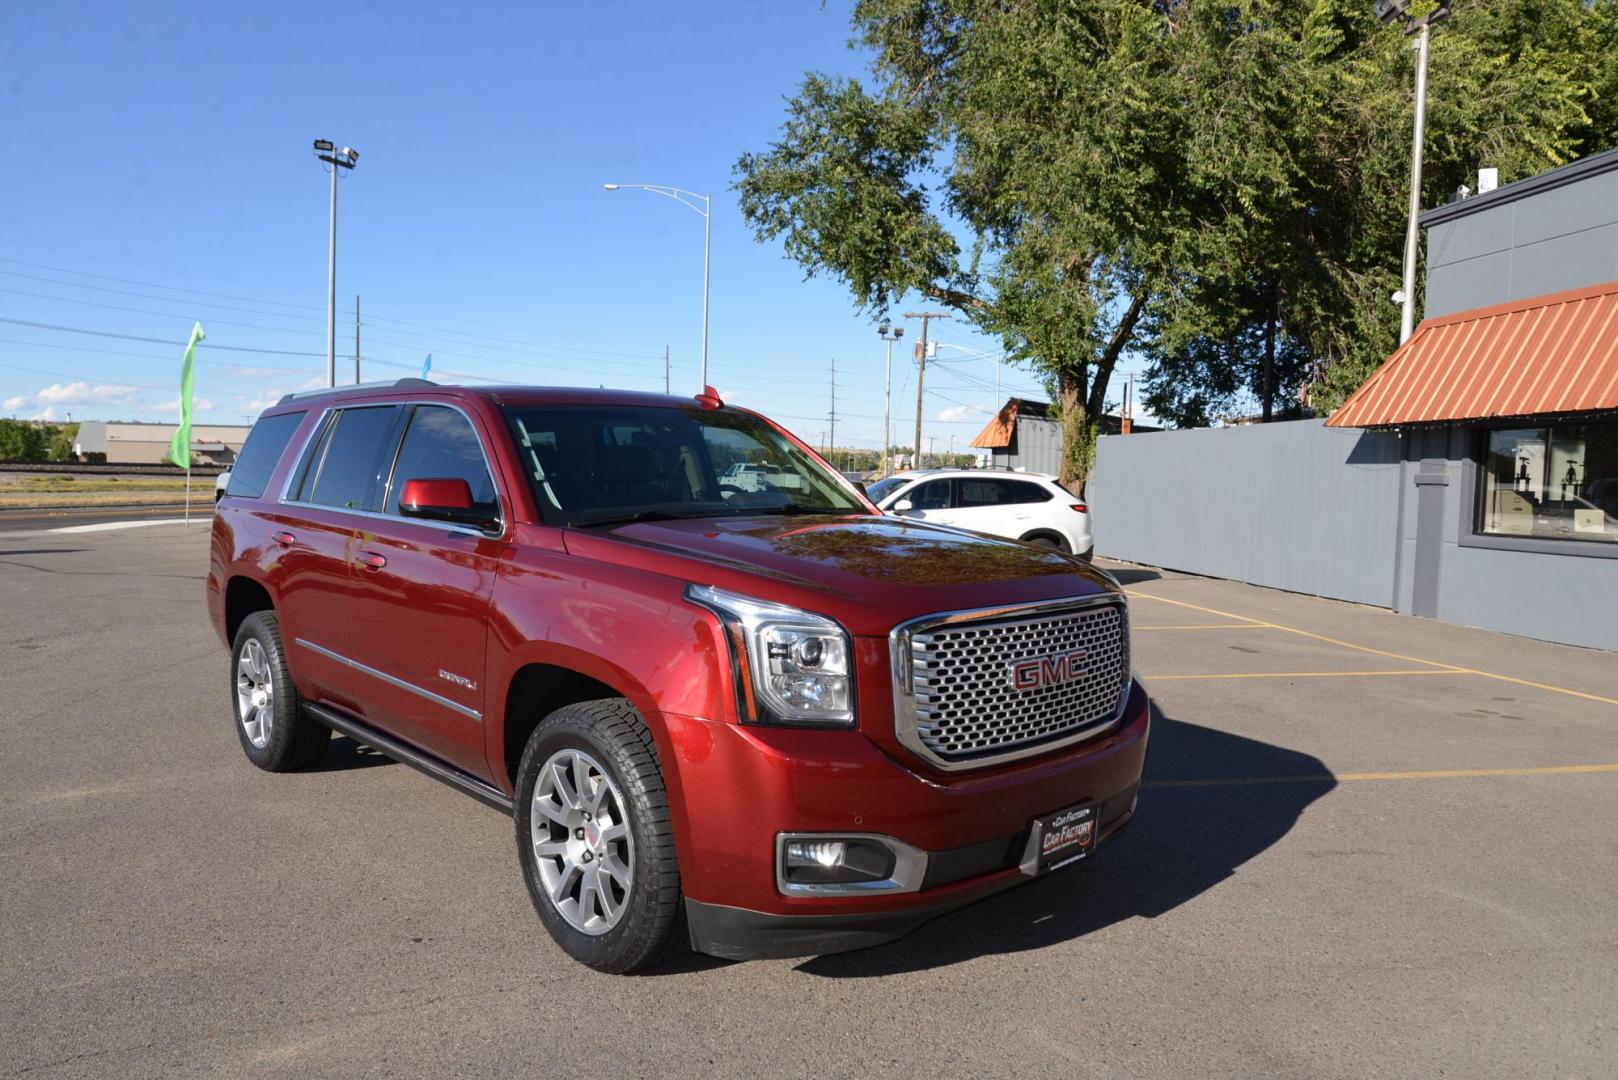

[399,477,495,530]
[893,498,914,513]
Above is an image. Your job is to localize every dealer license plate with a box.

[1031,801,1099,874]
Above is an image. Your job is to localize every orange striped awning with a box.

[1327,280,1618,428]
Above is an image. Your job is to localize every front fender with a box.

[484,550,739,871]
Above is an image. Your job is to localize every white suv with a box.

[866,469,1093,559]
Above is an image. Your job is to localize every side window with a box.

[306,406,402,511]
[1006,480,1053,504]
[956,478,1006,508]
[909,480,952,510]
[384,405,499,516]
[957,478,1054,507]
[225,411,304,499]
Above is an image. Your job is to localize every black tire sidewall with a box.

[514,704,679,973]
[229,611,314,771]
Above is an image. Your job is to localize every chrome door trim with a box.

[889,592,1131,772]
[295,637,482,722]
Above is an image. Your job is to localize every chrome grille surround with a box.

[890,594,1131,772]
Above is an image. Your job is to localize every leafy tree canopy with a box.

[736,0,1618,480]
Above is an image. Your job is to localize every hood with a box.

[560,513,1118,635]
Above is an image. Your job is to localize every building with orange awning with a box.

[1324,148,1617,648]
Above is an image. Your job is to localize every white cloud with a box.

[936,404,984,423]
[23,381,142,407]
[3,395,26,411]
[157,396,215,414]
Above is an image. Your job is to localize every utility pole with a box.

[354,294,361,385]
[1390,4,1450,344]
[828,357,837,468]
[664,345,670,394]
[878,322,904,476]
[928,436,937,469]
[904,311,949,473]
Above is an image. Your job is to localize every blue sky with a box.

[0,0,1123,452]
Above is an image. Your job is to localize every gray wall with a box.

[1092,420,1618,652]
[1090,420,1404,607]
[1424,150,1618,317]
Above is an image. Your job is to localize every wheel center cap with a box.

[585,822,601,849]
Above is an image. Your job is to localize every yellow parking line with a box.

[1129,591,1618,707]
[1144,669,1466,681]
[1145,763,1618,789]
[1134,624,1266,631]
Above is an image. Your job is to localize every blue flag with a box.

[421,353,432,379]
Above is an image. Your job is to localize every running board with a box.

[303,702,514,815]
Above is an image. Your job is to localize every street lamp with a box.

[604,183,712,387]
[313,140,359,388]
[1375,3,1451,344]
[878,321,905,475]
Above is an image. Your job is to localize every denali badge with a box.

[1009,648,1089,690]
[438,668,477,691]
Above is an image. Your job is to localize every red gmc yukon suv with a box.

[208,380,1149,972]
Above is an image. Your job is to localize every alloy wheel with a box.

[236,638,274,749]
[530,748,634,935]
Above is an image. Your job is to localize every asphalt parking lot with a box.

[3,523,1617,1078]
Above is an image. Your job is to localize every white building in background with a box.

[74,421,250,465]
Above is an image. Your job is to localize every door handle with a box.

[271,531,295,546]
[356,551,387,569]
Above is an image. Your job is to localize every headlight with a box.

[686,584,855,727]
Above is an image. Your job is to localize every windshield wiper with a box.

[718,502,855,517]
[569,509,693,529]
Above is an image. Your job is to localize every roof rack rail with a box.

[276,377,438,406]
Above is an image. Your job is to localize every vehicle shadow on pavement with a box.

[1100,567,1162,586]
[796,703,1335,978]
[315,735,398,772]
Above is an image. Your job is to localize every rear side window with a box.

[303,406,402,511]
[225,412,305,499]
[384,405,499,517]
[957,477,1053,507]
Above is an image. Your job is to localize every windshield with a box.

[865,476,910,504]
[503,404,868,527]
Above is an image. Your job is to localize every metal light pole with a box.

[878,322,904,476]
[604,183,711,386]
[313,140,359,387]
[1378,2,1450,344]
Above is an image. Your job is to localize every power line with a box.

[0,335,313,373]
[0,316,324,357]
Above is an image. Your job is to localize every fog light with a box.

[786,840,846,869]
[779,835,897,887]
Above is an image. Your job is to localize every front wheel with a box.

[514,699,686,973]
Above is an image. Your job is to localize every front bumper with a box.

[664,679,1150,960]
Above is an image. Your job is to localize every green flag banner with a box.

[167,322,205,468]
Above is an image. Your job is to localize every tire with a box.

[514,698,686,974]
[230,611,329,772]
[1021,532,1071,554]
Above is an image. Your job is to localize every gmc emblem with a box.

[1009,648,1089,691]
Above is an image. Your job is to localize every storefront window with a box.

[1477,421,1618,542]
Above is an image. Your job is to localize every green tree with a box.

[0,419,47,462]
[46,423,79,462]
[736,0,1618,469]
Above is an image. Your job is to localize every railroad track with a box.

[0,461,226,478]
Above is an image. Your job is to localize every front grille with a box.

[895,599,1129,769]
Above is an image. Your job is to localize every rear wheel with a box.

[1021,531,1071,554]
[514,699,686,973]
[230,611,328,771]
